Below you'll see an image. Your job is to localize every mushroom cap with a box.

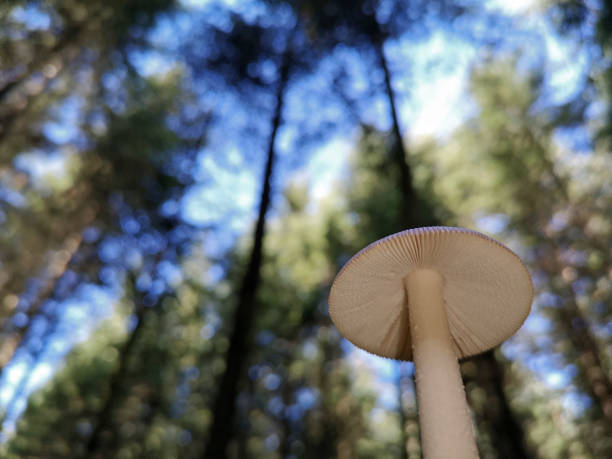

[328,227,533,361]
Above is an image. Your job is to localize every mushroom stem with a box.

[405,269,478,459]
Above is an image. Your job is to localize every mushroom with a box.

[329,227,533,458]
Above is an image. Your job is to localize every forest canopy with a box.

[0,0,611,458]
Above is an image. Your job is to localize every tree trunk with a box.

[0,291,75,426]
[85,280,150,458]
[0,193,98,375]
[549,247,612,424]
[466,351,531,459]
[203,54,290,459]
[0,21,89,151]
[0,234,83,373]
[374,39,418,230]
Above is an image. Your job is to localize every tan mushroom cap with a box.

[329,227,533,361]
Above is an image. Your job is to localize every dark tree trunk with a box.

[467,351,531,459]
[314,328,341,457]
[85,282,149,458]
[203,55,291,459]
[374,39,418,230]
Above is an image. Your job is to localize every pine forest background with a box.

[0,0,611,458]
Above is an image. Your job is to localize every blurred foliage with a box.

[0,0,611,458]
[428,55,612,456]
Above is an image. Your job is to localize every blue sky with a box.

[179,0,590,230]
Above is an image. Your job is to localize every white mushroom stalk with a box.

[329,227,533,459]
[406,269,477,458]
